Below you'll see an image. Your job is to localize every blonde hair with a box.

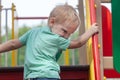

[48,4,81,27]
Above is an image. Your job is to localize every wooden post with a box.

[101,0,111,3]
[95,0,104,79]
[78,0,87,65]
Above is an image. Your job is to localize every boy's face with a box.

[51,23,78,39]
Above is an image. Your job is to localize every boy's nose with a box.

[59,32,65,37]
[64,34,70,39]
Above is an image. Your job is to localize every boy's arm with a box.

[0,39,23,53]
[68,23,99,49]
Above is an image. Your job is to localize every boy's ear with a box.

[51,18,55,24]
[49,17,55,26]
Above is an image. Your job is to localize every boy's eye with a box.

[62,29,67,33]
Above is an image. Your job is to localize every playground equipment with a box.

[112,0,120,73]
[1,0,120,80]
[0,3,17,66]
[0,66,89,80]
[0,3,49,67]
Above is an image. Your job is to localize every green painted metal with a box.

[112,0,120,73]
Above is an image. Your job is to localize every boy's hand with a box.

[90,23,99,34]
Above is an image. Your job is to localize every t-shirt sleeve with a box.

[19,30,32,45]
[58,37,70,50]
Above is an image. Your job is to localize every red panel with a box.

[102,5,112,56]
[60,71,89,79]
[0,67,23,80]
[89,0,100,80]
[0,72,23,80]
[104,69,120,78]
[0,66,89,80]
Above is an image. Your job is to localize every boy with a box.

[0,4,99,80]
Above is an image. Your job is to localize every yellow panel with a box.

[64,49,69,65]
[85,0,95,80]
[11,3,17,66]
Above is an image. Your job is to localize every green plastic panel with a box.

[112,0,120,73]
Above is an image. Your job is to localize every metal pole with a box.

[0,0,2,66]
[2,8,11,10]
[72,49,75,65]
[14,17,48,20]
[0,0,1,43]
[5,9,8,66]
[11,3,17,67]
[1,8,11,67]
[89,0,101,80]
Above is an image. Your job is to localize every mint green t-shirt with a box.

[19,26,70,79]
